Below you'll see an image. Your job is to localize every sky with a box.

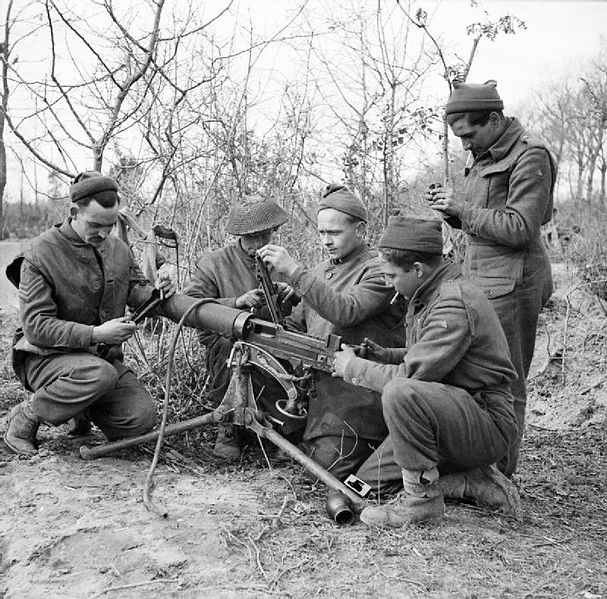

[3,0,607,201]
[429,0,606,107]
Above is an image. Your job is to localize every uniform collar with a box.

[330,241,368,266]
[410,261,461,308]
[484,117,524,162]
[59,217,88,246]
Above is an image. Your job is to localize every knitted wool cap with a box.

[379,216,443,254]
[225,195,289,235]
[70,171,119,203]
[318,184,367,222]
[445,80,504,115]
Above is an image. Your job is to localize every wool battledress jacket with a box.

[342,262,516,405]
[6,219,159,388]
[184,241,293,347]
[446,117,555,388]
[286,242,406,442]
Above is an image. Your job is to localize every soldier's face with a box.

[381,259,421,300]
[71,200,119,247]
[449,114,501,157]
[317,208,364,261]
[240,228,275,257]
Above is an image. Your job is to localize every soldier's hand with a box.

[332,344,356,378]
[257,244,299,278]
[92,317,138,344]
[360,337,390,363]
[236,288,266,309]
[155,268,177,298]
[275,281,298,304]
[427,184,462,217]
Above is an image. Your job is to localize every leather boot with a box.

[360,467,445,527]
[436,463,521,518]
[4,400,41,456]
[67,412,92,437]
[212,424,242,461]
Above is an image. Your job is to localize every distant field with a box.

[0,240,24,312]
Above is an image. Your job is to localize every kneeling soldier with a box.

[4,171,176,455]
[332,217,521,526]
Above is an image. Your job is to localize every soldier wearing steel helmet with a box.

[184,195,299,459]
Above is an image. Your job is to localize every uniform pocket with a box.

[464,243,525,285]
[469,276,516,299]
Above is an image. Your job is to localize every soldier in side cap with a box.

[183,195,300,459]
[3,171,178,455]
[331,216,521,527]
[257,184,406,481]
[426,80,557,476]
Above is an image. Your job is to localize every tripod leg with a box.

[79,412,218,459]
[257,425,364,509]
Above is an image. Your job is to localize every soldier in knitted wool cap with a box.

[426,80,556,476]
[184,195,300,460]
[3,171,177,455]
[257,184,406,481]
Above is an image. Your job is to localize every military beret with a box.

[379,216,443,254]
[70,171,119,203]
[318,184,367,222]
[226,195,289,235]
[445,80,504,115]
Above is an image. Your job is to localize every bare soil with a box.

[1,261,606,599]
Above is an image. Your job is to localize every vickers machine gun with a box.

[80,256,365,521]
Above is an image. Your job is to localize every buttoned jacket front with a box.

[449,117,555,300]
[7,219,156,383]
[287,242,406,441]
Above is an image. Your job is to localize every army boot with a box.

[436,463,521,518]
[360,467,444,527]
[212,424,242,461]
[4,399,41,456]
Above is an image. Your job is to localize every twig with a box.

[86,578,179,599]
[561,295,572,385]
[580,376,607,395]
[532,348,563,378]
[272,495,292,528]
[247,534,269,581]
[372,562,427,590]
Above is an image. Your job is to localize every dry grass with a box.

[1,270,607,598]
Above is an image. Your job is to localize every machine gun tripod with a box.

[79,306,366,522]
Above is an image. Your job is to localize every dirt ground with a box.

[1,261,606,599]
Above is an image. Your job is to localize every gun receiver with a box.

[255,254,285,325]
[243,316,342,374]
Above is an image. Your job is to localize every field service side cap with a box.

[379,216,443,254]
[318,184,367,222]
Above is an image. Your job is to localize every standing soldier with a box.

[184,196,298,460]
[427,81,556,475]
[258,184,406,481]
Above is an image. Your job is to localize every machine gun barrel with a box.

[163,295,342,373]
